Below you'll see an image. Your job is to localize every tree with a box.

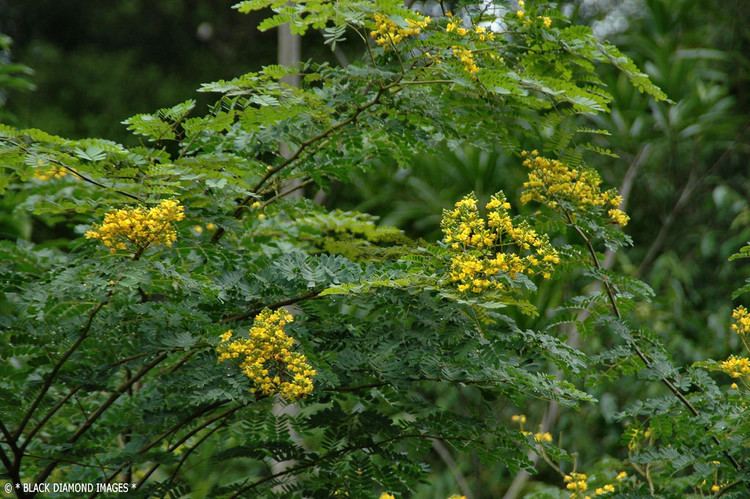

[5,1,747,498]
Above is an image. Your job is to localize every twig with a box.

[13,293,112,441]
[564,209,741,472]
[33,351,170,486]
[163,420,227,491]
[432,439,473,499]
[220,289,322,323]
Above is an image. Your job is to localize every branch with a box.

[432,439,473,499]
[92,400,231,495]
[220,289,322,324]
[9,139,144,202]
[33,351,170,485]
[259,179,314,209]
[14,293,112,440]
[163,421,227,491]
[503,148,650,498]
[229,432,471,498]
[565,209,741,472]
[19,387,81,454]
[134,405,243,490]
[211,80,400,244]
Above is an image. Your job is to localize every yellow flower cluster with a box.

[446,18,468,36]
[85,199,185,253]
[515,1,552,28]
[33,165,68,181]
[511,414,527,425]
[520,150,629,226]
[534,432,553,443]
[516,0,526,18]
[719,355,750,378]
[593,483,615,496]
[473,25,495,41]
[451,46,479,75]
[564,472,588,496]
[370,13,430,47]
[442,193,560,293]
[731,305,750,335]
[446,18,495,42]
[217,308,316,399]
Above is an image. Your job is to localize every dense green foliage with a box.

[2,1,750,498]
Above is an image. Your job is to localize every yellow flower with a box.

[193,225,204,234]
[533,432,553,443]
[520,151,629,226]
[511,414,527,425]
[371,13,430,47]
[216,308,316,399]
[594,483,615,495]
[731,305,750,335]
[442,193,560,294]
[541,16,552,28]
[379,494,395,499]
[33,165,68,181]
[452,46,479,75]
[206,222,217,231]
[564,473,588,493]
[85,199,185,253]
[615,471,627,481]
[474,25,495,41]
[719,355,750,378]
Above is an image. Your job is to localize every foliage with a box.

[1,1,750,498]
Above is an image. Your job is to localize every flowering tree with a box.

[3,0,748,497]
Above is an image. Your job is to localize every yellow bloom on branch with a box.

[564,472,588,495]
[85,199,185,253]
[33,165,68,181]
[441,192,560,294]
[371,13,430,47]
[731,305,750,335]
[594,483,615,495]
[534,432,553,443]
[452,46,479,75]
[719,355,750,378]
[216,308,316,399]
[520,150,629,226]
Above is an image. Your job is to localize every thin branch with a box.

[211,81,399,244]
[260,179,314,209]
[33,351,170,485]
[220,289,322,324]
[163,421,226,491]
[20,387,81,453]
[565,209,741,472]
[14,293,112,440]
[8,139,143,202]
[432,439,473,499]
[134,405,243,490]
[229,432,466,498]
[637,124,750,276]
[92,401,230,494]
